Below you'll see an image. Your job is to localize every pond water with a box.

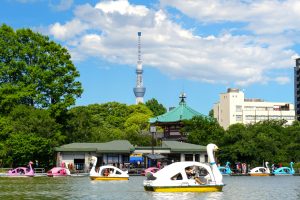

[0,175,299,200]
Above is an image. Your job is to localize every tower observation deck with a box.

[133,32,146,104]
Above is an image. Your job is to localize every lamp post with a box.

[150,126,156,155]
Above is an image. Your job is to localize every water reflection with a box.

[151,192,224,200]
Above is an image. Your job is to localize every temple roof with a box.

[149,93,201,124]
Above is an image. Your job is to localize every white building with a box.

[213,88,295,129]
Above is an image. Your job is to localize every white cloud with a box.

[46,0,297,86]
[49,19,88,40]
[160,0,300,35]
[274,76,290,85]
[95,0,148,16]
[49,0,73,11]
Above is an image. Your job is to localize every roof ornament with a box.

[179,92,186,105]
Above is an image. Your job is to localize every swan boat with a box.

[7,161,34,177]
[249,162,272,176]
[143,144,224,192]
[89,156,129,181]
[47,167,71,177]
[141,167,160,176]
[273,162,295,175]
[218,161,232,175]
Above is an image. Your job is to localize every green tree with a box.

[208,109,214,118]
[183,115,225,146]
[0,105,63,166]
[64,106,94,143]
[0,24,83,116]
[218,120,293,166]
[145,98,166,117]
[6,133,53,167]
[64,103,153,145]
[283,121,300,161]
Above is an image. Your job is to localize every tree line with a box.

[0,24,299,169]
[183,116,300,168]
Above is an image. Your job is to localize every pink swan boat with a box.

[47,167,71,177]
[7,161,35,177]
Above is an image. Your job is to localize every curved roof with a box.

[149,97,201,124]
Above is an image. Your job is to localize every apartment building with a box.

[213,88,295,129]
[294,58,300,120]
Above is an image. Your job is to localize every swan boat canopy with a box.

[89,156,129,181]
[143,144,224,192]
[7,161,34,177]
[273,162,295,175]
[249,162,272,176]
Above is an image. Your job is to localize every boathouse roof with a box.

[162,141,206,152]
[55,140,206,154]
[55,140,133,153]
[133,141,206,153]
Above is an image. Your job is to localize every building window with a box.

[245,115,255,120]
[244,106,254,111]
[236,115,242,121]
[107,154,120,164]
[74,159,85,170]
[236,105,242,112]
[185,154,193,161]
[195,154,199,162]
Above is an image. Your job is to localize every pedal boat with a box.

[47,167,71,177]
[141,167,160,176]
[273,162,295,175]
[249,162,272,176]
[143,144,224,192]
[7,161,34,177]
[218,161,232,175]
[89,156,129,181]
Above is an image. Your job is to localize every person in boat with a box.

[185,167,194,179]
[185,166,205,184]
[103,169,110,176]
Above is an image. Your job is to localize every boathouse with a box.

[55,140,207,171]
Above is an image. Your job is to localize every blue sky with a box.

[0,0,298,115]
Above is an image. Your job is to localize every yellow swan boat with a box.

[89,156,129,181]
[143,144,224,192]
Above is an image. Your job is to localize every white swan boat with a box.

[89,156,129,181]
[249,162,272,176]
[143,144,224,192]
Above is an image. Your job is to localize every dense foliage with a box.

[183,117,300,167]
[0,102,155,167]
[64,102,153,146]
[145,98,167,116]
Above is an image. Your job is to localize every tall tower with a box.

[294,58,300,120]
[133,32,146,104]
